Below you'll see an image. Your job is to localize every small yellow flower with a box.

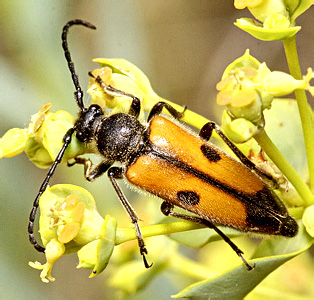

[29,184,118,282]
[233,0,312,40]
[216,62,265,124]
[88,63,147,122]
[0,103,52,159]
[87,67,114,110]
[90,58,170,116]
[51,194,85,244]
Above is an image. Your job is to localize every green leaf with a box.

[264,99,307,176]
[169,225,243,249]
[173,225,312,299]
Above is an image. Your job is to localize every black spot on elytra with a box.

[177,191,200,206]
[201,144,221,162]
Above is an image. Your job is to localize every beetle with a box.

[28,19,298,271]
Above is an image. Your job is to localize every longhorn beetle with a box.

[28,19,298,271]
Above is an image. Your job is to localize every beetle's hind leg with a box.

[160,201,254,271]
[108,167,152,268]
[199,122,277,186]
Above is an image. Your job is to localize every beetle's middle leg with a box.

[147,102,187,122]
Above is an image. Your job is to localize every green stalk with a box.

[283,36,314,192]
[115,221,203,245]
[255,129,314,206]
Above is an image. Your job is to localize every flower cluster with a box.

[0,102,86,167]
[28,184,117,283]
[216,50,313,143]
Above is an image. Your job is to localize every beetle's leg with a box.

[200,122,277,185]
[200,122,255,168]
[29,127,75,252]
[160,201,255,271]
[88,72,141,118]
[67,157,112,181]
[107,167,152,268]
[147,102,187,122]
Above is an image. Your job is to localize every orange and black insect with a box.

[28,19,298,271]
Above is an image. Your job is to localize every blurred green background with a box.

[0,1,313,299]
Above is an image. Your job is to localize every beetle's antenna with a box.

[28,128,75,252]
[62,19,96,110]
[28,20,96,252]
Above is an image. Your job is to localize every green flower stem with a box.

[169,252,216,279]
[115,221,203,245]
[254,129,314,206]
[283,36,314,192]
[116,221,216,279]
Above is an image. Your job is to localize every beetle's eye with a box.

[76,131,83,140]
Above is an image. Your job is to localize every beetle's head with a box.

[75,104,104,143]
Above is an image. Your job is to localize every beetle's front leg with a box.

[67,157,112,181]
[88,71,141,118]
[108,167,152,268]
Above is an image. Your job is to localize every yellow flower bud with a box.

[0,128,28,158]
[222,111,258,143]
[247,0,289,23]
[302,205,314,238]
[263,13,291,29]
[77,215,117,277]
[262,69,313,97]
